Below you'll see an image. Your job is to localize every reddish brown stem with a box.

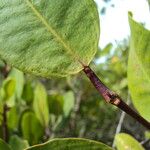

[1,63,10,142]
[2,104,9,142]
[83,66,150,130]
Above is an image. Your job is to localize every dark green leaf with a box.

[22,81,34,104]
[26,138,113,150]
[48,94,63,116]
[21,111,44,145]
[0,139,12,150]
[9,135,29,150]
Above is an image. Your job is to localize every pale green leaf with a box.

[63,91,75,117]
[0,0,99,78]
[115,133,144,150]
[26,138,113,150]
[33,82,49,127]
[9,68,24,99]
[5,69,24,107]
[1,78,16,101]
[21,111,44,145]
[9,135,29,150]
[0,139,12,150]
[128,13,150,121]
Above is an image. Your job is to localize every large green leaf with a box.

[33,82,49,127]
[9,135,29,150]
[0,139,12,150]
[115,133,144,150]
[0,0,99,78]
[128,13,150,120]
[21,111,44,145]
[26,138,112,150]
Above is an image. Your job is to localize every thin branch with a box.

[112,93,131,148]
[2,104,9,142]
[83,66,150,130]
[1,63,10,142]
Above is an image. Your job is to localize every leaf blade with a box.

[26,138,113,150]
[0,0,99,77]
[115,133,144,150]
[128,13,150,121]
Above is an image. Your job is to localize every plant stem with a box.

[2,104,9,142]
[112,93,130,147]
[1,62,10,142]
[83,66,150,130]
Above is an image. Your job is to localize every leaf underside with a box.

[0,0,99,77]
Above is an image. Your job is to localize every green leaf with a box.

[115,133,144,150]
[21,111,44,145]
[26,138,112,150]
[9,68,24,99]
[0,0,99,78]
[22,81,34,104]
[33,82,49,127]
[128,13,150,121]
[9,135,29,150]
[1,78,16,101]
[0,103,3,125]
[48,94,64,116]
[63,91,75,117]
[7,106,19,130]
[0,139,12,150]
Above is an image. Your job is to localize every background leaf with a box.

[128,13,150,120]
[48,94,64,116]
[33,82,49,127]
[0,78,16,101]
[21,111,44,145]
[0,139,12,150]
[26,138,113,150]
[7,106,19,130]
[63,91,75,117]
[9,68,24,100]
[0,0,99,77]
[9,135,29,150]
[115,133,144,150]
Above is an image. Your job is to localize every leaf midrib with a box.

[25,0,83,65]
